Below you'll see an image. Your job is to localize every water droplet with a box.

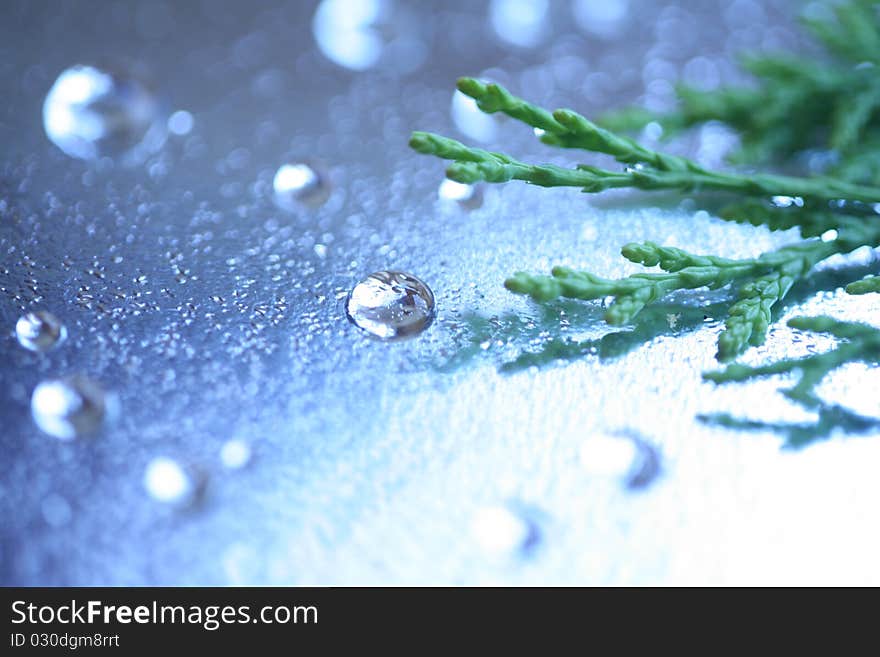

[641,120,663,141]
[312,0,426,73]
[471,504,541,560]
[489,0,549,48]
[623,162,646,174]
[820,228,839,242]
[15,311,67,352]
[43,64,166,162]
[220,439,252,470]
[41,494,73,528]
[167,109,194,136]
[438,179,484,210]
[579,431,661,490]
[771,195,804,208]
[31,376,107,440]
[143,457,202,506]
[272,161,330,210]
[451,88,498,143]
[346,270,435,339]
[573,0,629,37]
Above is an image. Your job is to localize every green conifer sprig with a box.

[598,0,880,182]
[410,0,880,436]
[705,316,880,407]
[846,275,880,294]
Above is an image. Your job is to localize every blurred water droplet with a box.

[43,64,166,162]
[143,457,201,506]
[579,432,661,490]
[167,109,194,135]
[471,504,541,560]
[451,89,498,143]
[41,494,72,528]
[820,228,838,242]
[220,439,252,470]
[15,311,66,352]
[31,376,107,440]
[771,195,804,208]
[572,0,629,37]
[641,120,663,141]
[346,271,435,339]
[489,0,549,48]
[312,0,425,73]
[273,162,330,210]
[438,179,484,210]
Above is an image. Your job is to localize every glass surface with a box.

[1,0,878,585]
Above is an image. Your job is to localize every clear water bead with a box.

[31,376,107,440]
[15,311,67,352]
[272,162,330,210]
[43,64,166,162]
[346,271,435,339]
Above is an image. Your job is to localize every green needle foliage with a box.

[705,316,880,410]
[599,0,880,182]
[411,0,880,439]
[846,275,880,294]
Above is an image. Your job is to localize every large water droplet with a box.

[273,161,330,210]
[31,376,107,440]
[579,431,661,490]
[471,504,542,560]
[346,271,435,339]
[15,311,67,352]
[43,64,166,162]
[143,457,202,506]
[312,0,426,73]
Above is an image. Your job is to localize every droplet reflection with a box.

[438,179,484,210]
[43,64,166,162]
[346,271,435,339]
[31,376,107,440]
[15,311,66,352]
[471,504,542,560]
[579,431,661,490]
[312,0,425,73]
[143,457,202,506]
[451,89,498,143]
[273,161,331,210]
[220,440,252,470]
[489,0,549,48]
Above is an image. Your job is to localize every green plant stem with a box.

[705,316,880,407]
